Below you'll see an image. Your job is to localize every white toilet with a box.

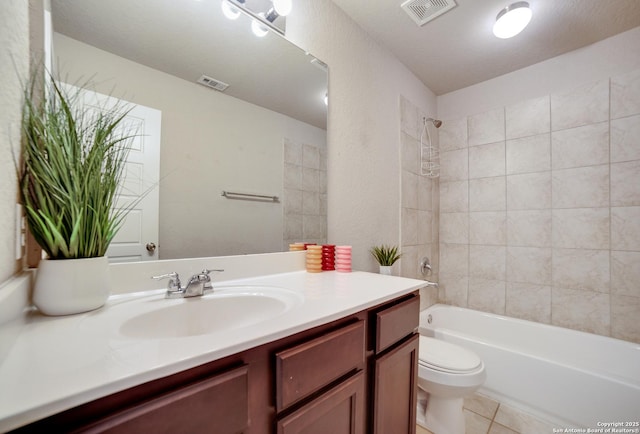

[417,336,486,434]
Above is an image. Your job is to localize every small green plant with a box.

[20,72,136,259]
[370,244,402,266]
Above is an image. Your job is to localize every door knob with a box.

[146,242,157,253]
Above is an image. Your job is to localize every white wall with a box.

[286,0,437,272]
[0,1,29,281]
[54,34,326,259]
[438,27,640,120]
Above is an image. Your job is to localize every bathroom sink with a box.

[118,286,303,339]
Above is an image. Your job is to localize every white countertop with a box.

[0,270,424,432]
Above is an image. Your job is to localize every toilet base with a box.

[417,389,465,434]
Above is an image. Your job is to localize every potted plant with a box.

[20,72,136,315]
[370,244,402,275]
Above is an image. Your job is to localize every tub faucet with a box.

[423,280,439,288]
[152,269,224,298]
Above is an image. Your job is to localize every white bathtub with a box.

[419,304,640,428]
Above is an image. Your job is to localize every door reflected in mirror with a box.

[51,0,328,260]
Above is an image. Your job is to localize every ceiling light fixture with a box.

[492,1,532,39]
[272,0,292,16]
[221,0,244,20]
[251,8,280,37]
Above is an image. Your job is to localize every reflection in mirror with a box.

[51,0,328,260]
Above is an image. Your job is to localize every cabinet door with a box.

[276,371,365,434]
[372,334,419,434]
[79,365,249,434]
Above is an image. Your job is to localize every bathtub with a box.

[419,304,640,428]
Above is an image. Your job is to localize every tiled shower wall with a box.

[438,68,640,344]
[400,96,439,307]
[283,138,328,248]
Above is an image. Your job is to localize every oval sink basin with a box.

[119,286,303,339]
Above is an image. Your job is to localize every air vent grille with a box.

[401,0,457,26]
[196,75,229,92]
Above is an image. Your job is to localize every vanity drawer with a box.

[79,365,248,434]
[275,320,365,412]
[375,295,420,353]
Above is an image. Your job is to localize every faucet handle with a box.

[152,272,182,291]
[200,269,224,289]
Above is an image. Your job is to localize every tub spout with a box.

[423,280,438,288]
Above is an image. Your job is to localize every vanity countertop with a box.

[0,270,425,432]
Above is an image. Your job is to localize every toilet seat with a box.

[419,336,482,374]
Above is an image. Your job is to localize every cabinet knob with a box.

[146,242,157,253]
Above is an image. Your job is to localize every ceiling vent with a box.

[401,0,457,26]
[196,75,229,92]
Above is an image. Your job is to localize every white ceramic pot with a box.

[379,265,392,276]
[33,256,111,316]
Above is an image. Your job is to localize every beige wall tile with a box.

[611,160,640,206]
[418,176,433,211]
[551,122,609,169]
[506,210,552,247]
[439,117,468,152]
[507,246,552,284]
[440,243,469,276]
[552,248,610,293]
[402,171,419,208]
[506,133,551,175]
[470,245,506,280]
[506,172,552,210]
[611,206,640,251]
[470,177,506,211]
[551,287,610,335]
[611,114,640,162]
[506,95,551,140]
[552,208,610,249]
[440,274,469,307]
[469,107,505,147]
[611,295,640,343]
[469,211,506,245]
[468,278,506,314]
[284,139,303,165]
[440,148,469,182]
[303,144,320,169]
[611,250,640,297]
[418,211,433,245]
[402,131,420,174]
[506,282,551,323]
[551,79,609,130]
[400,245,418,279]
[441,180,469,212]
[440,212,469,244]
[469,211,507,246]
[611,68,640,119]
[469,141,505,179]
[552,165,609,209]
[402,208,419,246]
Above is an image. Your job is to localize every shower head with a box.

[425,117,442,128]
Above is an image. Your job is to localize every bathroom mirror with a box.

[50,0,328,260]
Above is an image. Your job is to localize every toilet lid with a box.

[418,336,482,373]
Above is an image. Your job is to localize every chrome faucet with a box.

[152,269,224,298]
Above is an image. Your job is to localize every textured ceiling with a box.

[331,0,640,95]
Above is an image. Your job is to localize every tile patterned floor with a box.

[416,392,559,434]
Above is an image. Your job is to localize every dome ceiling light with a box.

[492,1,532,39]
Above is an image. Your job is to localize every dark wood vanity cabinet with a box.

[11,291,419,434]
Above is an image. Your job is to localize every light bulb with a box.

[221,0,240,20]
[251,14,269,37]
[324,93,328,106]
[272,0,292,16]
[492,2,532,39]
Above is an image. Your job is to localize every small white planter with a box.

[379,265,393,276]
[33,256,111,316]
